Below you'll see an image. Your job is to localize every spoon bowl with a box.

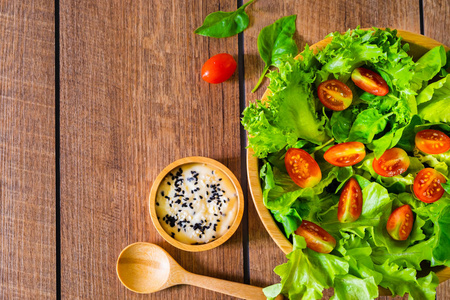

[116,242,283,299]
[117,242,173,293]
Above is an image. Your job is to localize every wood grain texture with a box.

[0,0,56,299]
[60,0,243,299]
[423,1,450,298]
[243,1,446,300]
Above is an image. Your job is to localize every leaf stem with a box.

[312,138,335,154]
[252,65,269,93]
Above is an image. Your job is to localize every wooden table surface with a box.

[1,0,449,299]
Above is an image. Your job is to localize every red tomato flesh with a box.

[338,178,363,223]
[373,148,410,177]
[386,204,414,241]
[415,129,450,155]
[413,168,446,203]
[317,79,353,111]
[201,53,237,84]
[285,148,322,188]
[295,220,336,253]
[351,67,389,96]
[324,142,366,167]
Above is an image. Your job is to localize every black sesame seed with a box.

[161,191,165,196]
[167,182,171,185]
[156,202,159,206]
[228,226,230,229]
[218,178,222,181]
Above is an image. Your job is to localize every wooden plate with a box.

[246,29,450,290]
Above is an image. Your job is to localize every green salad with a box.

[242,27,450,299]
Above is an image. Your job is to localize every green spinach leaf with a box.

[194,0,255,38]
[252,15,298,92]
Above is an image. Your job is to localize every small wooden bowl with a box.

[150,156,244,252]
[247,29,450,291]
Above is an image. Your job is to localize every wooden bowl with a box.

[150,156,244,252]
[247,29,450,289]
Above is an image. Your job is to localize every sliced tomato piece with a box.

[415,129,450,155]
[295,220,336,253]
[413,168,446,203]
[324,142,366,167]
[373,148,410,177]
[338,178,363,223]
[351,67,389,96]
[317,79,353,111]
[386,204,414,241]
[285,148,322,188]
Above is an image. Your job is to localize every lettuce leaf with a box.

[263,235,349,300]
[417,74,450,123]
[411,46,447,92]
[374,262,439,300]
[242,54,327,158]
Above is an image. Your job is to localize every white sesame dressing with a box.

[156,163,238,244]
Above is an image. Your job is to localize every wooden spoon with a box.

[116,242,283,299]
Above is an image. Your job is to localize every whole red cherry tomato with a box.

[317,79,353,111]
[201,53,237,84]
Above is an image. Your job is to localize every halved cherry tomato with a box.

[373,148,410,177]
[201,53,237,84]
[338,178,363,223]
[295,220,336,253]
[386,204,414,241]
[324,142,366,167]
[413,168,446,203]
[317,79,353,111]
[351,67,389,96]
[285,148,322,188]
[415,129,450,154]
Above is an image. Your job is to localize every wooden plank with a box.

[423,0,450,47]
[244,1,428,300]
[423,1,450,299]
[0,0,56,299]
[60,0,242,298]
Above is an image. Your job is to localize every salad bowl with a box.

[246,29,450,296]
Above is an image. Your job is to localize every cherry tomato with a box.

[415,129,450,155]
[373,148,410,177]
[317,79,353,111]
[386,204,414,241]
[295,220,336,253]
[351,67,389,96]
[338,178,363,223]
[413,168,446,203]
[201,53,237,84]
[324,142,366,167]
[285,148,322,188]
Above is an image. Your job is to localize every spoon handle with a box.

[183,272,283,300]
